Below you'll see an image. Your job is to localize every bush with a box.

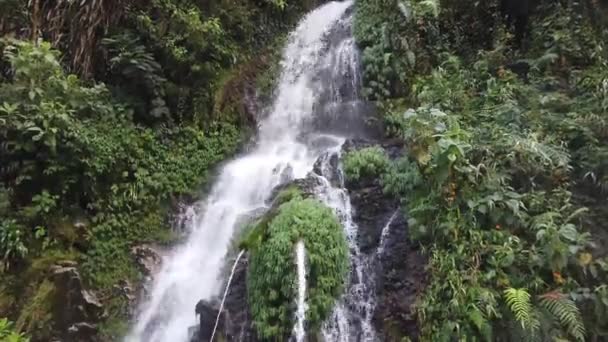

[0,318,29,341]
[343,146,390,181]
[247,197,348,339]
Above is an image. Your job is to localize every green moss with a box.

[98,295,130,340]
[239,186,304,252]
[272,185,304,206]
[25,249,80,281]
[15,280,55,338]
[0,276,16,317]
[247,197,348,339]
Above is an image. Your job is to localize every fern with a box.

[539,292,586,341]
[504,288,539,332]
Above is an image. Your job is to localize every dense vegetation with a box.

[243,188,349,340]
[351,0,608,340]
[0,0,324,340]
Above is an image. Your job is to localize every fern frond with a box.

[539,292,586,341]
[504,288,539,332]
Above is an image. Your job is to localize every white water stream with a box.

[126,2,373,341]
[209,250,245,342]
[294,241,308,342]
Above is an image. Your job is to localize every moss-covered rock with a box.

[245,196,348,340]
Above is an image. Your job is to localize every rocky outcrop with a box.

[50,263,104,341]
[191,255,257,342]
[188,139,426,341]
[131,244,164,277]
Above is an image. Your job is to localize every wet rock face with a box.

[341,139,427,340]
[374,212,427,341]
[191,255,257,342]
[192,299,222,341]
[313,151,341,187]
[342,139,405,253]
[51,264,104,341]
[221,255,257,341]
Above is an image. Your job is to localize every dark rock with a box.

[131,244,164,277]
[191,255,257,342]
[113,280,137,319]
[192,299,223,341]
[341,138,406,252]
[50,266,104,340]
[267,173,324,205]
[312,151,342,187]
[374,212,427,341]
[221,254,257,341]
[67,322,99,341]
[350,185,398,253]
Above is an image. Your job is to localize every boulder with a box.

[50,265,104,341]
[131,244,163,277]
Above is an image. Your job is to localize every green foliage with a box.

[357,0,608,339]
[504,288,538,331]
[1,0,324,339]
[0,219,28,271]
[539,292,585,341]
[15,280,54,338]
[247,198,348,339]
[0,39,241,336]
[0,318,29,342]
[343,146,390,181]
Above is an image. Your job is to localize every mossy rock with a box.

[246,196,348,340]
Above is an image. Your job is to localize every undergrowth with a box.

[352,0,608,340]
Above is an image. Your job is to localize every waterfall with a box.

[294,241,308,342]
[209,250,245,342]
[125,2,372,342]
[313,149,378,342]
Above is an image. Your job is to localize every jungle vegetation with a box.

[0,0,323,339]
[350,0,608,340]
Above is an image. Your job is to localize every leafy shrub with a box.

[0,219,28,271]
[247,198,348,339]
[0,318,29,341]
[343,146,390,181]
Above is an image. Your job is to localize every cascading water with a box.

[294,241,308,342]
[313,149,378,342]
[125,1,375,341]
